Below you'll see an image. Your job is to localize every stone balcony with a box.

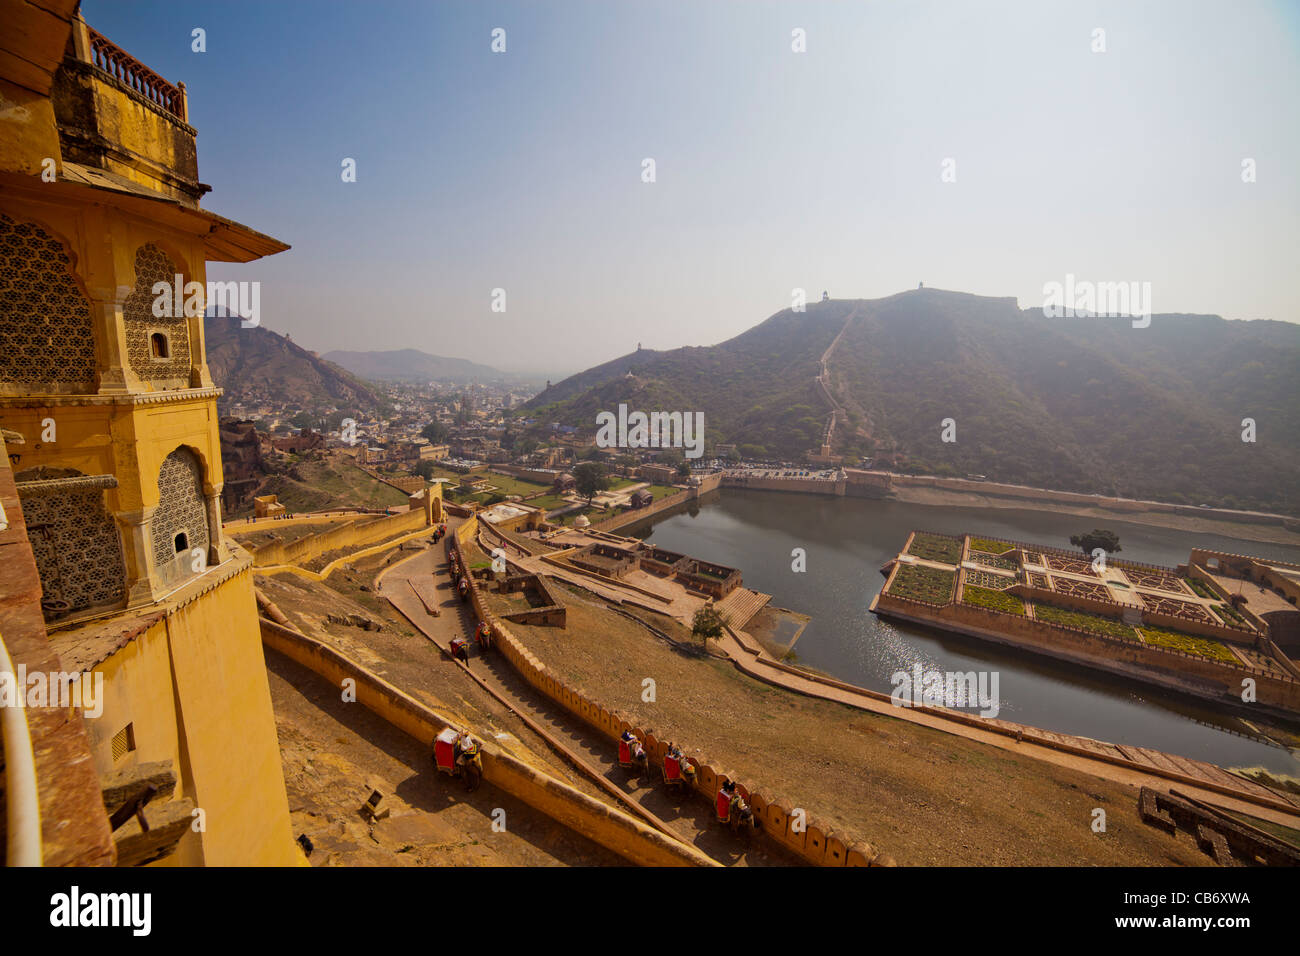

[51,18,207,205]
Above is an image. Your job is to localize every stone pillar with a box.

[82,207,145,395]
[185,293,215,389]
[202,484,225,566]
[88,289,145,394]
[117,506,159,606]
[71,15,91,63]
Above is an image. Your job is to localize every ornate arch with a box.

[14,466,126,618]
[123,242,193,388]
[151,445,210,572]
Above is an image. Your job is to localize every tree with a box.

[573,461,609,506]
[675,460,691,478]
[1070,529,1121,555]
[691,605,726,645]
[413,460,436,480]
[421,421,449,444]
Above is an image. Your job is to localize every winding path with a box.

[376,537,803,866]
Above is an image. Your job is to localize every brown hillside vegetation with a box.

[205,314,383,412]
[234,455,409,516]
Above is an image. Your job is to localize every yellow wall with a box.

[0,397,221,513]
[250,507,426,568]
[66,69,197,203]
[0,77,63,177]
[1,36,298,868]
[86,564,302,865]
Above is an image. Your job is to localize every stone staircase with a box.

[715,588,772,630]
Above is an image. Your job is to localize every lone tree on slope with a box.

[691,604,727,646]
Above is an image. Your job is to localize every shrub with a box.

[1139,626,1240,664]
[906,532,962,565]
[963,585,1025,615]
[1033,603,1137,640]
[1213,603,1248,627]
[887,564,956,604]
[969,551,1019,572]
[969,537,1013,554]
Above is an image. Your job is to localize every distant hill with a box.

[205,315,383,413]
[523,289,1300,514]
[323,348,507,384]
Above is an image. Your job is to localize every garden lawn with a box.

[1032,603,1138,640]
[1139,626,1241,664]
[963,585,1026,615]
[888,564,956,604]
[906,532,963,565]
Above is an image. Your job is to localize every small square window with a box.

[111,722,136,762]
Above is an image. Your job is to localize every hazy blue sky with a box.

[84,0,1300,376]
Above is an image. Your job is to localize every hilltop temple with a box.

[0,1,299,864]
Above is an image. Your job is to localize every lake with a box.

[635,489,1300,776]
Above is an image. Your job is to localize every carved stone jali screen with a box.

[0,214,97,393]
[152,447,209,572]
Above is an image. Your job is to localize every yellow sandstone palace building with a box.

[1,0,299,865]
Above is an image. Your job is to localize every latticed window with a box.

[152,447,209,571]
[16,472,126,619]
[0,214,98,392]
[124,244,191,388]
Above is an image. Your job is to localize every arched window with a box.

[0,214,97,392]
[150,332,170,358]
[124,244,191,387]
[152,447,209,575]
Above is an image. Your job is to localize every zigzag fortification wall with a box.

[451,516,890,866]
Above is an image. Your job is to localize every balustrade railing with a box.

[85,26,186,120]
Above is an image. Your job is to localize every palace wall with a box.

[250,506,428,568]
[85,559,301,865]
[874,589,1300,715]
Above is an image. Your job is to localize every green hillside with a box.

[521,289,1300,514]
[525,299,856,458]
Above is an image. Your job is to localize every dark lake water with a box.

[635,489,1300,776]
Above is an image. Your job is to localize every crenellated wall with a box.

[450,516,890,866]
[258,615,716,866]
[250,507,428,568]
[875,589,1300,714]
[721,474,843,496]
[590,488,692,533]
